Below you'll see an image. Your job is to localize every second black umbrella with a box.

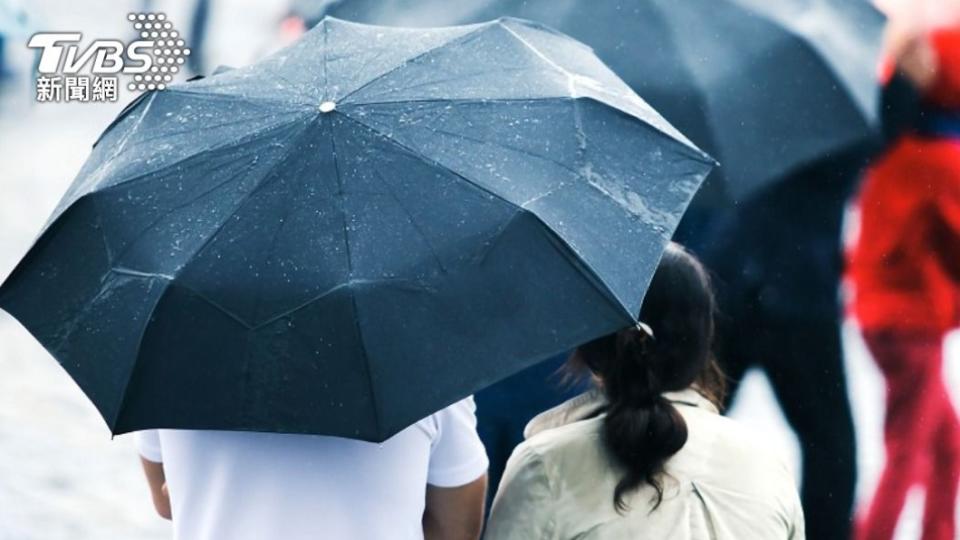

[328,0,886,201]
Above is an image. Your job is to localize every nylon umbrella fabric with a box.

[328,0,886,202]
[0,18,714,441]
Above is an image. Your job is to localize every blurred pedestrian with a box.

[187,0,211,75]
[676,148,867,540]
[848,21,960,540]
[485,243,804,540]
[134,398,488,540]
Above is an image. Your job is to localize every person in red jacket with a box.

[848,23,960,540]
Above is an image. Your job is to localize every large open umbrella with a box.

[0,17,713,441]
[327,0,886,201]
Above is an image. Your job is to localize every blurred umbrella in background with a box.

[328,0,886,202]
[0,17,713,441]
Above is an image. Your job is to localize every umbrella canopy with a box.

[0,17,714,441]
[328,0,886,201]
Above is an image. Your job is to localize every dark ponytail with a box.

[571,243,724,512]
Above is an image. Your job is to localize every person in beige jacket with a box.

[484,243,804,540]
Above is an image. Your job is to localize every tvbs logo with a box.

[28,13,190,102]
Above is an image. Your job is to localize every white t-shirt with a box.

[134,398,488,540]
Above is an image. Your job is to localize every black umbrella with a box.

[0,18,713,441]
[328,0,886,201]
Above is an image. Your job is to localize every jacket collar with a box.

[524,387,718,439]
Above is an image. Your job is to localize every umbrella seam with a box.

[338,23,493,104]
[527,209,637,321]
[84,190,177,433]
[97,152,281,268]
[74,92,159,218]
[340,98,713,209]
[31,196,121,354]
[322,17,330,101]
[336,112,519,209]
[499,21,578,85]
[81,89,314,210]
[108,121,320,430]
[341,101,712,168]
[249,278,422,330]
[494,208,638,323]
[93,90,153,149]
[340,113,638,323]
[126,107,301,147]
[94,121,313,272]
[341,97,574,107]
[327,116,383,438]
[368,166,449,274]
[166,283,254,329]
[92,119,308,196]
[151,120,316,276]
[162,86,320,109]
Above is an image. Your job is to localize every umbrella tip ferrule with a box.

[319,101,336,113]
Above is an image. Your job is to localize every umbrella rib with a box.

[338,23,492,104]
[325,117,383,436]
[429,126,581,177]
[127,110,287,146]
[336,113,517,209]
[109,121,324,429]
[108,279,256,430]
[322,17,330,98]
[42,198,124,354]
[163,86,319,110]
[338,113,635,321]
[85,92,159,193]
[250,278,427,330]
[103,278,173,433]
[344,66,540,100]
[532,210,636,321]
[343,96,711,166]
[342,96,570,108]
[368,166,449,275]
[100,152,256,234]
[172,283,256,329]
[499,21,575,84]
[157,121,317,273]
[247,186,298,328]
[82,107,312,211]
[475,207,635,322]
[95,122,310,270]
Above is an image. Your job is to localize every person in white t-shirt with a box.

[134,397,488,540]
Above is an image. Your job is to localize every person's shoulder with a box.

[691,406,789,463]
[681,406,797,496]
[437,396,478,419]
[518,415,607,473]
[424,396,478,433]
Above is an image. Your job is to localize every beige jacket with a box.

[484,389,804,540]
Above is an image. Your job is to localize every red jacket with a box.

[848,28,960,332]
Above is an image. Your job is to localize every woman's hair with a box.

[569,242,725,512]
